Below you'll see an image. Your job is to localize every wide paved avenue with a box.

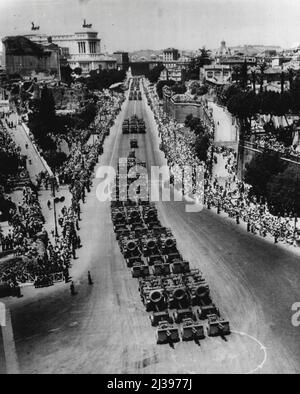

[7,82,300,374]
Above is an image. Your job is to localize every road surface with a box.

[209,101,238,145]
[3,113,48,183]
[2,83,300,374]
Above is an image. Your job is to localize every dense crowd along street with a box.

[0,89,125,288]
[144,82,300,247]
[0,76,299,374]
[1,0,300,375]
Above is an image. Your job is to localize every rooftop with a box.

[163,48,178,52]
[2,36,46,55]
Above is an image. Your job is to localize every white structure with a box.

[25,24,103,73]
[160,66,182,82]
[281,53,300,71]
[202,64,232,85]
[215,40,231,57]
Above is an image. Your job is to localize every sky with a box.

[0,0,300,53]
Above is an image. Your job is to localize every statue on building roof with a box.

[31,22,40,31]
[83,19,92,28]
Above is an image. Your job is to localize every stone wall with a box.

[163,91,213,126]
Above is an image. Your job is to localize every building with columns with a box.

[24,23,103,73]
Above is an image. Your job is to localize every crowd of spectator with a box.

[250,134,300,160]
[0,89,125,287]
[144,79,300,247]
[0,121,22,160]
[0,186,46,283]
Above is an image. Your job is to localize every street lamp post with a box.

[51,177,59,238]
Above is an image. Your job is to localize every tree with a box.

[147,64,165,83]
[217,83,242,106]
[289,77,300,113]
[171,83,187,95]
[185,115,200,130]
[156,80,175,99]
[231,66,241,83]
[40,85,56,123]
[60,65,73,86]
[184,114,205,135]
[194,133,210,162]
[240,60,249,90]
[186,47,211,80]
[280,70,285,94]
[85,69,126,91]
[227,91,258,134]
[267,165,300,216]
[249,67,257,92]
[28,85,57,150]
[73,67,83,76]
[44,151,68,170]
[287,68,295,90]
[258,62,267,93]
[231,62,248,89]
[244,151,286,198]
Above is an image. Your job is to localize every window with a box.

[89,42,96,54]
[78,42,86,54]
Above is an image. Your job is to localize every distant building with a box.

[2,35,60,80]
[113,51,129,70]
[98,55,117,70]
[280,52,300,71]
[201,64,232,85]
[215,40,231,57]
[159,66,182,82]
[24,24,103,73]
[218,56,257,67]
[271,56,292,68]
[163,48,180,62]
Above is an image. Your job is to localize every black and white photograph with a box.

[0,0,300,378]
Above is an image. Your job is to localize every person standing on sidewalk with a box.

[88,271,93,285]
[70,281,76,296]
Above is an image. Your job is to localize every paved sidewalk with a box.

[2,113,49,184]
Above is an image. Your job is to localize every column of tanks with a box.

[110,153,230,345]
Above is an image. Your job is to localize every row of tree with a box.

[245,151,300,216]
[221,88,300,134]
[231,61,300,94]
[60,65,127,91]
[28,85,97,169]
[219,62,300,123]
[84,69,126,91]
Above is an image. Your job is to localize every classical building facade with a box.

[24,24,103,73]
